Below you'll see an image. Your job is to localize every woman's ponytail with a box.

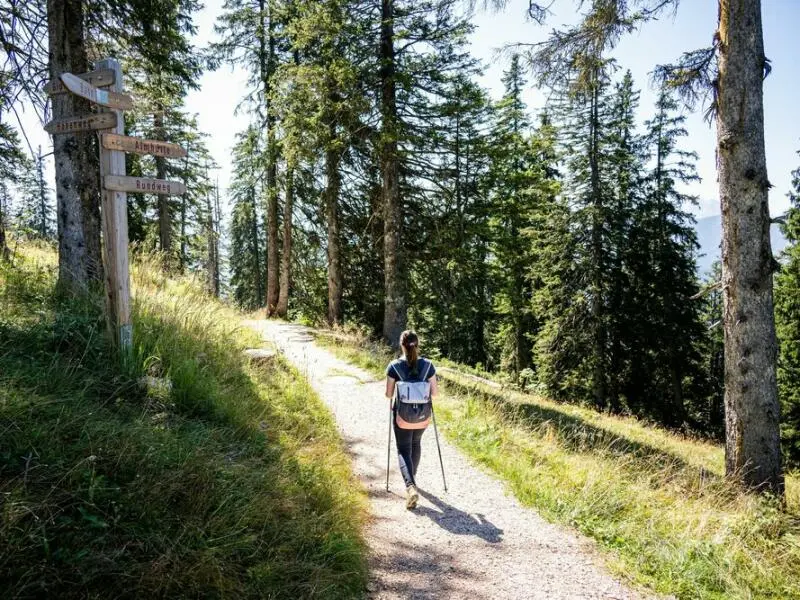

[399,330,419,373]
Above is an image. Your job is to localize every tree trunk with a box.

[264,0,280,315]
[37,147,47,237]
[717,0,784,496]
[47,0,103,294]
[276,165,293,317]
[250,187,264,306]
[154,111,171,262]
[0,183,9,261]
[326,141,343,326]
[588,81,607,409]
[381,0,406,347]
[214,180,221,296]
[205,188,217,296]
[179,146,190,274]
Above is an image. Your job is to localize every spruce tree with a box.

[229,127,266,310]
[775,152,800,465]
[213,0,287,313]
[485,56,540,375]
[16,147,54,240]
[535,66,617,407]
[408,72,493,366]
[0,107,26,259]
[626,86,706,426]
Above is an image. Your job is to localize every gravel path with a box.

[249,320,652,600]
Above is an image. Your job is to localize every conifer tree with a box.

[775,152,800,465]
[16,147,54,240]
[408,71,493,365]
[0,105,26,259]
[213,0,286,313]
[229,127,265,310]
[698,261,725,438]
[485,56,540,375]
[604,72,641,410]
[535,66,617,407]
[626,86,706,426]
[486,0,784,496]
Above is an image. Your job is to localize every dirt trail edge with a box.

[248,320,653,600]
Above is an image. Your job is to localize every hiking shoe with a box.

[406,485,419,510]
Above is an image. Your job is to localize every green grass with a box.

[314,329,800,600]
[0,244,368,599]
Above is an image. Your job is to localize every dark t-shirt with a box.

[386,357,436,382]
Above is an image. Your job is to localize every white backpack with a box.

[395,361,433,428]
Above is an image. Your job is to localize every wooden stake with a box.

[96,58,132,352]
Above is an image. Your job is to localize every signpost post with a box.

[45,58,188,354]
[96,58,132,352]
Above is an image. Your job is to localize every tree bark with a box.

[36,147,47,237]
[154,111,171,262]
[264,0,280,315]
[205,187,217,296]
[717,0,784,496]
[250,187,264,306]
[380,0,406,347]
[588,80,607,409]
[213,180,221,296]
[47,0,103,294]
[326,141,343,326]
[0,183,9,261]
[276,165,293,317]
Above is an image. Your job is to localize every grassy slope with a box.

[315,330,800,600]
[0,245,367,599]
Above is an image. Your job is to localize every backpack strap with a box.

[392,362,405,382]
[421,360,432,381]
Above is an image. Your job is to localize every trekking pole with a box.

[386,400,393,492]
[430,405,447,492]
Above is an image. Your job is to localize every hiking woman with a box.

[385,330,438,509]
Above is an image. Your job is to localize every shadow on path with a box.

[415,489,504,544]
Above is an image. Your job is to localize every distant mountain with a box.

[695,215,789,276]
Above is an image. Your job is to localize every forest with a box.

[0,1,798,492]
[3,1,800,597]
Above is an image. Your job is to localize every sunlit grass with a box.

[0,246,368,598]
[315,329,800,600]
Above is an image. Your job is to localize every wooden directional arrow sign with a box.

[45,68,115,95]
[60,72,133,111]
[101,134,187,159]
[44,112,118,134]
[104,175,186,196]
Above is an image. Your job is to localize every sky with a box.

[14,0,800,220]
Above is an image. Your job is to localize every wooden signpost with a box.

[44,68,115,95]
[105,175,187,196]
[44,59,189,353]
[44,112,117,135]
[101,133,187,159]
[59,72,134,111]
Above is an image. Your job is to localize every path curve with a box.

[249,320,652,600]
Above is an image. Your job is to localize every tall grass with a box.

[0,247,367,598]
[315,329,800,600]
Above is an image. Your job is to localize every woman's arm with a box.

[385,377,396,400]
[429,375,438,398]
